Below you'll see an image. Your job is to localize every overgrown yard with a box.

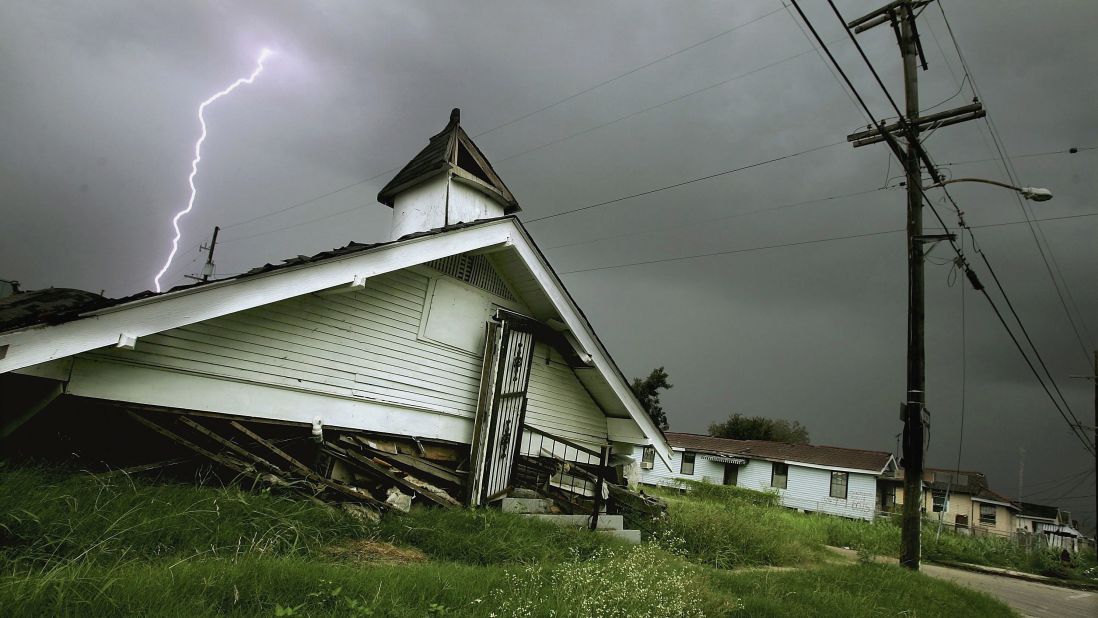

[0,466,1016,616]
[653,481,1098,583]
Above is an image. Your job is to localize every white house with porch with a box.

[0,109,671,511]
[635,432,897,521]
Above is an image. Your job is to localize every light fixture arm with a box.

[929,177,1053,201]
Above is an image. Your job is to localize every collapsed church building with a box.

[0,110,671,526]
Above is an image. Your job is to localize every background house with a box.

[1016,502,1084,552]
[635,432,897,521]
[894,468,1020,537]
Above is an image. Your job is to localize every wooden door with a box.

[468,317,536,505]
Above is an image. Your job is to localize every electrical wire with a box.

[491,45,831,168]
[937,1,1095,361]
[218,38,848,245]
[214,8,807,237]
[788,0,1096,456]
[559,227,904,275]
[938,146,1094,167]
[526,140,845,223]
[824,0,1095,455]
[473,5,788,139]
[543,185,891,251]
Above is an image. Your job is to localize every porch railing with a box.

[514,424,613,530]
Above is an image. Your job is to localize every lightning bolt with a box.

[153,48,273,292]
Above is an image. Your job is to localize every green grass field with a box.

[655,480,1098,582]
[0,466,1018,616]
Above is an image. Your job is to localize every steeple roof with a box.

[377,108,519,212]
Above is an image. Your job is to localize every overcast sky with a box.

[2,1,1095,528]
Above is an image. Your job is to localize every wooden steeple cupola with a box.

[378,108,520,240]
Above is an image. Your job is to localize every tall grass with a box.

[650,482,827,567]
[656,480,1097,581]
[0,466,1018,617]
[0,466,370,571]
[372,506,622,566]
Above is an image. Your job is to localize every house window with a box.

[771,462,788,489]
[932,490,948,513]
[829,471,848,499]
[979,504,996,526]
[641,447,655,470]
[680,452,696,476]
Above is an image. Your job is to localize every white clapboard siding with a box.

[85,270,485,418]
[632,447,726,486]
[75,265,622,452]
[524,342,608,449]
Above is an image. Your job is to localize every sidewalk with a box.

[827,546,1098,618]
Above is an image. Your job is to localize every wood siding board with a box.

[325,292,422,326]
[523,342,607,447]
[222,306,482,377]
[119,336,357,388]
[150,319,483,402]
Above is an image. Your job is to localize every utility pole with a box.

[845,0,985,571]
[185,226,220,283]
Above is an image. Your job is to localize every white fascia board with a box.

[0,221,515,374]
[507,223,673,465]
[972,496,1019,509]
[741,455,882,476]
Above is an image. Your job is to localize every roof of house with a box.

[1019,502,1060,520]
[0,287,112,333]
[664,432,894,474]
[0,215,673,462]
[376,108,519,212]
[0,218,498,336]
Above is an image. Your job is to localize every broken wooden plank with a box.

[324,443,458,507]
[126,410,261,482]
[229,421,315,477]
[341,436,464,486]
[180,416,286,476]
[229,421,386,508]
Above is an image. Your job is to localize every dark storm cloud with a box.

[1,1,1095,526]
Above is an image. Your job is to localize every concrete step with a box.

[598,528,642,544]
[501,497,554,514]
[524,513,624,531]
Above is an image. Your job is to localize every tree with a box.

[708,413,810,444]
[630,367,672,431]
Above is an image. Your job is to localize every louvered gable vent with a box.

[427,254,515,301]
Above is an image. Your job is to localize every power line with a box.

[559,227,903,275]
[473,5,788,139]
[544,186,891,251]
[824,0,1094,456]
[218,38,842,245]
[553,212,1097,276]
[491,45,830,167]
[937,1,1095,361]
[788,0,1095,456]
[214,8,803,237]
[939,146,1094,167]
[527,140,845,223]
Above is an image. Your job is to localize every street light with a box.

[929,177,1053,202]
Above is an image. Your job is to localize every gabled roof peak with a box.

[377,108,519,212]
